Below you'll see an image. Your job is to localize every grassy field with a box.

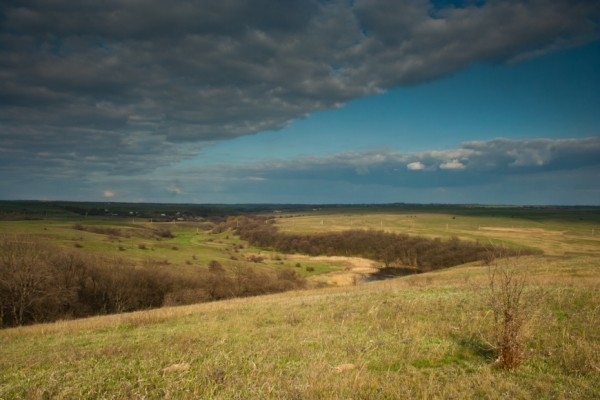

[274,207,600,256]
[0,218,343,279]
[1,205,599,398]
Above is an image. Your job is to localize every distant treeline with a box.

[0,200,327,220]
[0,235,305,328]
[217,216,533,271]
[3,200,600,222]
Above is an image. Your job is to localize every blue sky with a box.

[1,0,599,204]
[202,42,600,161]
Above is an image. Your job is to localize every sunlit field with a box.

[274,207,600,256]
[1,204,599,399]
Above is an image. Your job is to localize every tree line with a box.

[220,216,532,271]
[0,235,304,328]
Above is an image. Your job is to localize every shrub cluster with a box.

[72,223,122,237]
[72,223,174,240]
[222,216,531,271]
[0,235,304,328]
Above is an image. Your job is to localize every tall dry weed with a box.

[486,257,530,369]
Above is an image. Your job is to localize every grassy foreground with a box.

[1,254,599,399]
[1,205,599,398]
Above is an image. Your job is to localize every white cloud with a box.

[407,161,425,170]
[142,138,600,204]
[168,186,185,195]
[3,136,598,204]
[439,159,466,170]
[210,137,600,185]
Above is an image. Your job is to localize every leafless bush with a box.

[155,227,174,238]
[1,234,307,328]
[163,287,210,307]
[226,216,535,271]
[246,254,264,263]
[486,257,530,369]
[72,223,122,237]
[0,235,63,326]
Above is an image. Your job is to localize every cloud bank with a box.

[4,137,596,204]
[1,0,599,180]
[219,136,600,181]
[182,136,600,204]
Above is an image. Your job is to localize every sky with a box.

[1,0,599,205]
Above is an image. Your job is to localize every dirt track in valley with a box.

[310,255,379,286]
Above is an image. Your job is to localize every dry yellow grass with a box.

[1,253,599,399]
[1,208,599,398]
[275,210,600,257]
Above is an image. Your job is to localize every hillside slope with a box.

[1,254,598,399]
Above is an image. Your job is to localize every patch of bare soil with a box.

[311,256,379,286]
[479,227,563,234]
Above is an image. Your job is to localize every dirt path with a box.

[310,255,379,286]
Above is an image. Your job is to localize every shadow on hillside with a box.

[451,334,496,362]
[363,267,421,282]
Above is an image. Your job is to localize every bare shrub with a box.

[0,233,308,327]
[155,227,174,238]
[72,224,122,237]
[246,254,264,263]
[226,216,535,271]
[486,257,530,369]
[0,236,61,326]
[208,260,224,273]
[163,288,210,307]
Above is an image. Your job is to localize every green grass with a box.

[1,255,598,399]
[0,217,356,283]
[1,206,599,398]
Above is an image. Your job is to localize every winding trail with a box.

[310,255,379,285]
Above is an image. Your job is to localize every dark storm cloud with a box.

[1,0,599,178]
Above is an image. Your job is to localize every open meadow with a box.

[1,204,599,398]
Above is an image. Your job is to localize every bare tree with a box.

[0,236,59,326]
